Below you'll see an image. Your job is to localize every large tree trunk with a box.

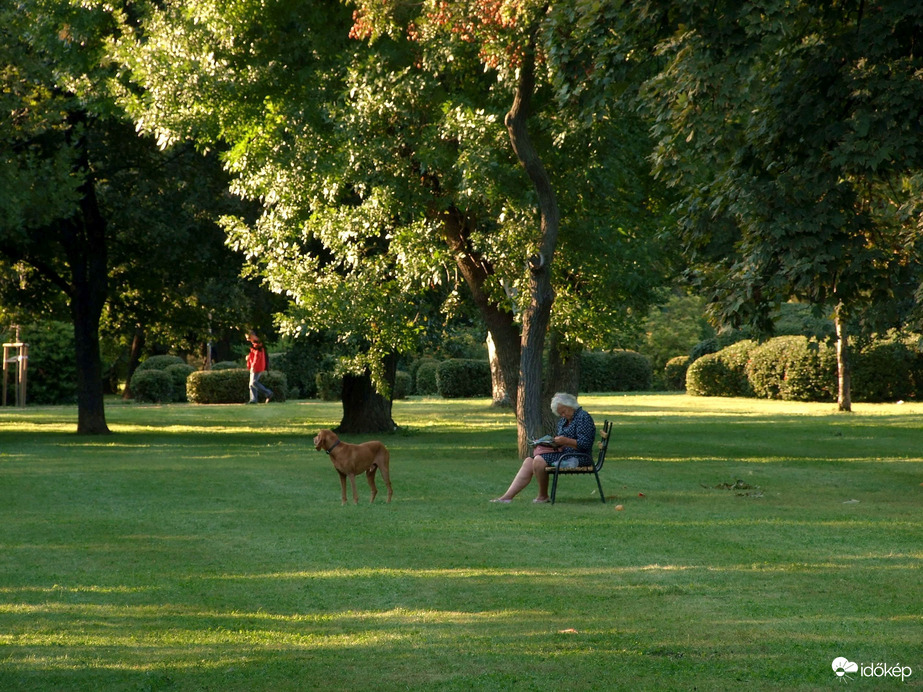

[62,127,110,435]
[337,356,397,434]
[542,331,580,429]
[835,306,852,412]
[441,207,521,409]
[505,34,560,459]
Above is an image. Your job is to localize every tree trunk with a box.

[543,331,580,429]
[337,357,397,434]
[487,332,513,408]
[62,124,110,435]
[835,307,852,412]
[505,34,560,459]
[122,325,145,399]
[441,207,521,410]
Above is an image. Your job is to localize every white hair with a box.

[550,392,579,416]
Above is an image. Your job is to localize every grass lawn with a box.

[1,393,921,690]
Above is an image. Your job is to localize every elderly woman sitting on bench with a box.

[490,392,596,504]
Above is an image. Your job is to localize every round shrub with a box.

[686,340,756,397]
[187,369,288,404]
[393,370,412,400]
[852,341,916,402]
[686,353,725,396]
[746,336,836,402]
[415,359,441,396]
[136,354,185,372]
[211,360,240,370]
[664,356,691,391]
[165,363,196,402]
[131,369,174,403]
[315,371,342,402]
[689,338,720,363]
[610,350,652,391]
[579,352,609,392]
[437,359,491,398]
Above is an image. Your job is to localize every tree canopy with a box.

[120,0,669,437]
[1,1,274,430]
[630,0,923,408]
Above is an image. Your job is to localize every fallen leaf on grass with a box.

[558,628,579,634]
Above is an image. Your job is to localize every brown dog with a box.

[313,429,392,505]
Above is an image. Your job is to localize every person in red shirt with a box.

[246,330,273,404]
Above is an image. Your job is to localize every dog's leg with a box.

[349,474,359,504]
[365,466,378,504]
[377,451,393,503]
[338,471,348,506]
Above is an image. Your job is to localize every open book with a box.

[528,434,558,447]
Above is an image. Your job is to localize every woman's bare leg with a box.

[532,456,550,501]
[496,458,535,500]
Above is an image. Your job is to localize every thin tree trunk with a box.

[505,32,560,459]
[441,207,521,409]
[835,306,852,412]
[487,332,513,407]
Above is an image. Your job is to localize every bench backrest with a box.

[594,420,612,471]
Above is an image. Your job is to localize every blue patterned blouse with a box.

[537,407,596,463]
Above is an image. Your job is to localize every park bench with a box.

[546,419,612,504]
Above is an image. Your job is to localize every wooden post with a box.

[2,339,28,407]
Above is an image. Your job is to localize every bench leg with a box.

[550,468,559,504]
[594,471,605,503]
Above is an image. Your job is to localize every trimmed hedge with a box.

[415,359,441,396]
[686,334,923,403]
[746,336,836,402]
[136,355,185,372]
[686,340,756,397]
[187,369,288,404]
[165,363,196,402]
[851,341,921,402]
[437,359,491,398]
[393,371,412,400]
[664,356,691,391]
[131,369,174,403]
[581,350,652,392]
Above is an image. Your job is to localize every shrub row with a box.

[187,369,288,404]
[131,357,196,403]
[437,359,492,398]
[664,356,691,391]
[687,336,923,402]
[580,350,652,392]
[310,348,653,403]
[686,340,757,398]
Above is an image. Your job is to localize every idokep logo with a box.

[832,658,859,680]
[832,657,913,682]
